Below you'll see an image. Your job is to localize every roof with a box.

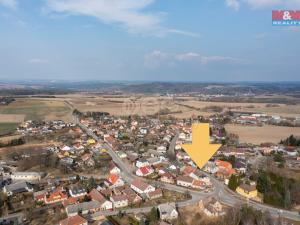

[138,166,152,175]
[89,189,105,202]
[4,181,32,193]
[131,179,152,191]
[158,203,177,215]
[66,201,102,215]
[110,194,128,202]
[215,160,232,169]
[183,166,196,175]
[108,174,119,185]
[239,184,257,192]
[60,215,87,225]
[147,189,162,198]
[177,176,193,183]
[70,186,86,195]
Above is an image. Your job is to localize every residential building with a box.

[59,215,88,225]
[11,172,41,181]
[69,186,87,198]
[176,176,193,188]
[236,183,258,199]
[110,195,128,208]
[158,203,178,221]
[3,181,33,196]
[131,179,155,194]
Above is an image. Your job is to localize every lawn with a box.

[0,123,19,136]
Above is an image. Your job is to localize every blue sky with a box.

[0,0,300,82]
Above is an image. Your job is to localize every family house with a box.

[176,176,193,188]
[236,182,258,199]
[158,203,178,221]
[136,166,154,177]
[66,201,103,217]
[131,179,155,194]
[59,215,88,225]
[110,194,128,208]
[89,189,113,210]
[11,172,41,181]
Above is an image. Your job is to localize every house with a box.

[89,189,113,210]
[136,158,150,168]
[236,182,258,199]
[3,181,33,196]
[109,163,121,174]
[157,146,167,154]
[107,174,125,187]
[215,160,236,179]
[63,197,80,207]
[136,166,154,177]
[59,215,88,225]
[182,166,196,176]
[176,176,193,188]
[66,201,102,217]
[33,190,47,202]
[160,173,175,184]
[216,168,235,180]
[117,151,127,159]
[146,189,163,200]
[201,199,225,217]
[110,194,128,208]
[131,179,155,194]
[69,186,87,198]
[122,187,142,203]
[192,180,206,190]
[158,203,178,221]
[11,172,41,181]
[147,157,162,166]
[45,187,68,204]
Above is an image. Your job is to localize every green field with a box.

[0,123,19,136]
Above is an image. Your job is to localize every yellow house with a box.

[236,183,258,199]
[87,139,96,145]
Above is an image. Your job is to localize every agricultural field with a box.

[0,98,73,122]
[65,94,300,118]
[225,124,300,144]
[0,123,19,136]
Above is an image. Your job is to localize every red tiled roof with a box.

[60,215,87,225]
[131,179,151,191]
[108,174,119,185]
[89,189,105,202]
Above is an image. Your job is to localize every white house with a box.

[11,172,41,181]
[176,176,193,188]
[131,179,155,194]
[136,159,150,168]
[158,203,178,221]
[69,187,87,198]
[157,146,167,154]
[110,195,128,208]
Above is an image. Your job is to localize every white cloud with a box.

[45,0,198,37]
[226,0,300,10]
[29,58,49,64]
[0,0,17,9]
[144,50,247,68]
[226,0,240,11]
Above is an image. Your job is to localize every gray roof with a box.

[158,203,177,215]
[66,201,102,215]
[4,181,32,193]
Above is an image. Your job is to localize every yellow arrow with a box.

[181,123,221,169]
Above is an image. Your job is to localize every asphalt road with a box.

[77,121,300,221]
